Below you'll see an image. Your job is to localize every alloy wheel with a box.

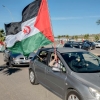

[68,94,79,100]
[30,71,35,83]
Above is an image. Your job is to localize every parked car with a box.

[94,41,100,48]
[3,49,33,67]
[64,41,82,49]
[89,42,96,50]
[81,41,91,51]
[0,45,5,52]
[82,40,96,50]
[29,47,100,100]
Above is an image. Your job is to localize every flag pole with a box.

[46,0,57,54]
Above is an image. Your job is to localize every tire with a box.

[8,59,13,67]
[67,90,82,100]
[29,69,39,85]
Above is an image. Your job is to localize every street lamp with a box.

[2,5,14,22]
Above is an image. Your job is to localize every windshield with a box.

[11,53,22,57]
[61,52,100,73]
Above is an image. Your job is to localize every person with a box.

[49,53,61,68]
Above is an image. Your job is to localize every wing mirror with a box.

[52,67,61,72]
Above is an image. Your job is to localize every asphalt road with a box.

[0,48,100,100]
[0,53,61,100]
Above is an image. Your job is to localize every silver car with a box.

[29,47,100,100]
[3,49,34,67]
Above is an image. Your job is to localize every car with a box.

[0,45,5,52]
[29,47,100,100]
[64,41,82,49]
[82,40,96,50]
[94,41,100,48]
[90,42,96,50]
[3,49,33,67]
[81,41,90,51]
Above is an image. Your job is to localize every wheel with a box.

[67,90,82,100]
[29,69,39,85]
[8,59,13,67]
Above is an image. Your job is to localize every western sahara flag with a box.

[5,0,54,55]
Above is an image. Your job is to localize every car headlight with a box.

[89,87,100,100]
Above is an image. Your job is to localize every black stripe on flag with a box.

[5,0,41,36]
[22,0,41,22]
[5,22,21,35]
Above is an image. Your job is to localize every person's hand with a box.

[54,53,57,61]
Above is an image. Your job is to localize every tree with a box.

[95,35,99,41]
[57,35,61,40]
[74,35,78,41]
[0,29,5,41]
[71,36,75,39]
[96,20,100,25]
[84,34,89,40]
[66,35,69,41]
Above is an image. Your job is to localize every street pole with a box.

[2,5,14,22]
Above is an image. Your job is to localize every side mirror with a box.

[52,67,61,72]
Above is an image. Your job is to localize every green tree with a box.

[75,35,78,41]
[95,35,99,41]
[84,34,89,40]
[66,35,69,41]
[96,20,100,25]
[0,29,5,41]
[71,36,75,39]
[57,35,61,40]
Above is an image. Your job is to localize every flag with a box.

[5,0,54,56]
[5,22,21,35]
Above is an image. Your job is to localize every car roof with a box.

[40,47,86,53]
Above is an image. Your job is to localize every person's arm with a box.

[49,59,55,67]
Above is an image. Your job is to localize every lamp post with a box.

[2,5,14,22]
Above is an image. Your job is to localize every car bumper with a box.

[96,45,100,47]
[12,60,30,66]
[83,98,96,100]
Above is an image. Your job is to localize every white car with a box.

[94,41,100,47]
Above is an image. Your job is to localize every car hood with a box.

[72,72,100,90]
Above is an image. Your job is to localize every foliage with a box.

[57,35,61,40]
[71,36,74,39]
[74,35,78,41]
[96,20,100,25]
[84,34,89,40]
[66,35,69,41]
[0,29,5,41]
[95,35,99,41]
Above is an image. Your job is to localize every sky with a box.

[0,0,100,36]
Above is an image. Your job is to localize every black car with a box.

[89,42,96,50]
[82,40,96,50]
[64,41,82,49]
[81,42,90,51]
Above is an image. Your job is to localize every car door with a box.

[34,50,49,86]
[45,52,67,98]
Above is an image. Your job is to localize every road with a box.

[0,48,100,100]
[0,53,61,100]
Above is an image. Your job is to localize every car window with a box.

[83,53,99,66]
[49,52,66,73]
[61,52,100,73]
[37,50,48,65]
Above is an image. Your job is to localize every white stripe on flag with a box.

[6,17,40,47]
